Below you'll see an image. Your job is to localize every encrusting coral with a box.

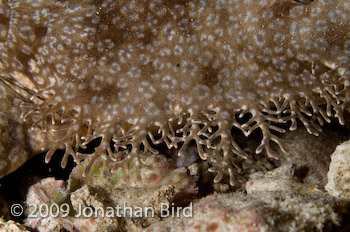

[0,0,350,184]
[24,153,197,232]
[144,191,344,232]
[326,140,350,199]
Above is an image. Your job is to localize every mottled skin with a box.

[0,0,349,184]
[0,74,56,178]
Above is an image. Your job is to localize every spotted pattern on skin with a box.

[0,0,349,185]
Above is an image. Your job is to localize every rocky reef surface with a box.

[0,120,349,232]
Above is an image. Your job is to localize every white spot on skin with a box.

[78,82,86,90]
[314,38,329,51]
[181,96,192,105]
[123,105,135,115]
[118,90,129,102]
[145,103,160,116]
[254,30,265,46]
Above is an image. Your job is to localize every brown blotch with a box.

[206,222,219,232]
[80,1,152,48]
[33,25,48,42]
[12,50,35,77]
[0,1,10,42]
[162,0,189,9]
[289,59,312,75]
[201,66,219,88]
[271,0,297,18]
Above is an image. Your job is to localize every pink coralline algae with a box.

[0,0,349,184]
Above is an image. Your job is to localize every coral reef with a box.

[144,191,345,232]
[326,140,350,199]
[245,164,309,194]
[24,153,197,232]
[245,126,349,194]
[69,153,197,192]
[0,218,30,232]
[278,124,348,188]
[24,178,71,232]
[1,121,347,231]
[0,0,349,184]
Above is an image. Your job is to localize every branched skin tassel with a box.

[0,0,349,184]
